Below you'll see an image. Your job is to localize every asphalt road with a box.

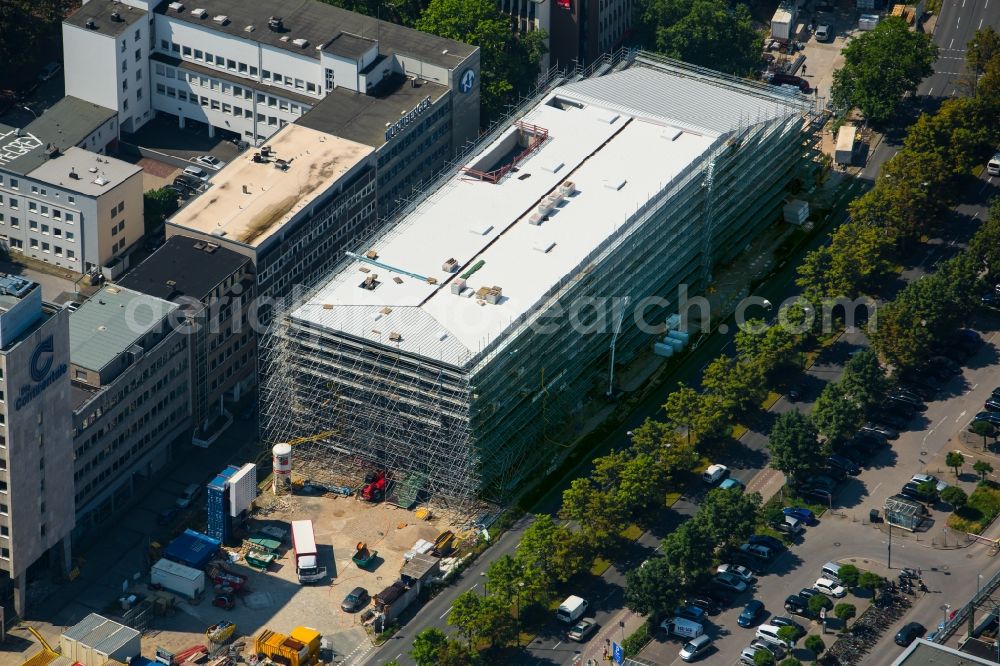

[356,4,999,662]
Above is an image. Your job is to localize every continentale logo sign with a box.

[16,335,67,411]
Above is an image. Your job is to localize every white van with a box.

[702,464,729,484]
[679,634,712,661]
[556,596,588,623]
[756,623,793,648]
[183,166,209,181]
[821,561,842,583]
[661,617,704,639]
[988,152,1000,176]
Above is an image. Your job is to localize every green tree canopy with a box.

[968,26,1000,73]
[768,410,822,483]
[415,0,546,124]
[841,349,890,410]
[447,592,516,649]
[831,17,938,124]
[517,514,589,585]
[946,451,966,476]
[974,460,994,481]
[697,487,762,549]
[804,634,826,655]
[834,602,856,621]
[970,420,998,450]
[144,188,180,233]
[811,382,863,446]
[661,521,715,583]
[411,628,448,666]
[836,564,860,588]
[940,485,969,509]
[624,556,684,617]
[560,477,627,543]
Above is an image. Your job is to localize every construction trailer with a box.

[259,53,813,514]
[835,125,857,165]
[254,627,321,666]
[151,558,206,598]
[59,614,141,666]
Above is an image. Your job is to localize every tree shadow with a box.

[966,343,999,371]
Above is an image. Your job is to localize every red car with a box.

[212,594,235,610]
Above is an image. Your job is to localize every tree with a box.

[624,556,684,617]
[970,421,998,451]
[436,640,481,666]
[811,383,863,446]
[661,521,715,583]
[517,514,587,584]
[830,17,938,124]
[663,384,705,446]
[968,26,1000,74]
[974,460,994,481]
[143,188,179,233]
[447,592,515,649]
[630,418,698,482]
[736,319,800,378]
[754,650,776,666]
[638,0,762,76]
[560,476,627,543]
[858,571,884,590]
[836,564,860,589]
[916,480,939,502]
[768,410,822,483]
[416,0,547,125]
[702,355,768,416]
[808,593,833,615]
[777,625,799,645]
[696,488,762,549]
[834,602,857,622]
[841,350,889,410]
[411,628,448,666]
[485,555,545,607]
[946,451,966,476]
[804,634,826,656]
[940,485,969,509]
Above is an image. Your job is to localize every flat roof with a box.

[69,285,177,373]
[293,62,808,368]
[155,0,476,69]
[167,124,373,249]
[65,0,147,38]
[296,74,448,148]
[324,32,376,59]
[29,147,141,197]
[0,97,118,176]
[891,639,995,665]
[117,236,251,302]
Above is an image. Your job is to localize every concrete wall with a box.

[91,170,144,269]
[447,49,481,149]
[63,25,121,118]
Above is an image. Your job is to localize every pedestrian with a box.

[802,63,808,75]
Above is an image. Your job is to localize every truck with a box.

[770,2,797,41]
[291,520,327,583]
[556,596,588,623]
[254,627,321,666]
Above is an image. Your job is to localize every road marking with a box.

[396,654,402,660]
[872,482,883,494]
[440,606,454,619]
[957,410,967,423]
[972,383,979,390]
[928,87,934,95]
[553,641,563,650]
[470,583,479,591]
[957,15,961,25]
[950,38,955,48]
[981,18,985,28]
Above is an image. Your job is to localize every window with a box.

[29,220,37,230]
[31,185,37,194]
[307,82,317,93]
[183,46,192,57]
[41,224,48,234]
[121,59,127,72]
[161,39,169,50]
[166,87,175,98]
[155,63,165,75]
[53,228,61,237]
[210,80,220,92]
[117,202,124,214]
[284,75,293,86]
[122,79,128,92]
[9,179,17,189]
[66,211,74,219]
[210,99,220,110]
[178,90,187,101]
[156,83,166,95]
[111,207,117,219]
[257,113,265,123]
[41,205,47,216]
[66,231,74,241]
[54,246,62,256]
[134,29,140,41]
[222,103,231,113]
[121,40,127,53]
[28,202,36,212]
[279,100,289,111]
[222,83,232,95]
[238,62,248,73]
[262,69,271,81]
[41,242,49,252]
[137,69,142,81]
[171,42,180,52]
[294,78,304,90]
[67,249,75,259]
[29,239,37,248]
[227,58,236,70]
[250,66,258,77]
[1,548,9,559]
[123,99,128,110]
[267,96,276,107]
[10,218,18,228]
[200,96,209,107]
[135,48,142,62]
[194,49,203,60]
[268,116,277,126]
[215,55,225,66]
[137,88,143,100]
[8,198,16,209]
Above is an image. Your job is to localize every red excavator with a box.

[360,471,387,502]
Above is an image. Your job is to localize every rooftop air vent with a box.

[469,222,493,236]
[93,176,109,186]
[389,332,402,342]
[165,280,177,287]
[244,24,255,32]
[88,167,98,173]
[602,177,626,191]
[85,18,97,29]
[542,161,564,173]
[69,168,80,180]
[662,128,683,141]
[191,8,208,18]
[193,242,205,250]
[442,258,459,273]
[204,243,219,253]
[211,229,227,237]
[280,36,290,42]
[110,11,122,21]
[213,15,230,25]
[533,240,556,253]
[292,38,309,48]
[168,2,185,11]
[360,274,380,290]
[268,16,284,31]
[365,249,378,259]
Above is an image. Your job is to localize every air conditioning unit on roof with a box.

[191,8,208,18]
[213,14,230,24]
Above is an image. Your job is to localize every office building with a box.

[502,0,632,69]
[70,285,192,539]
[260,55,813,510]
[891,639,994,666]
[0,276,75,616]
[118,236,256,443]
[165,123,376,305]
[63,0,480,151]
[0,100,142,277]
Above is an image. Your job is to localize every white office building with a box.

[63,0,480,150]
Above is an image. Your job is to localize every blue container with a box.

[164,529,221,570]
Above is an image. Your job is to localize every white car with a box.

[910,473,948,492]
[702,463,729,484]
[717,563,755,583]
[813,577,846,598]
[988,152,1000,176]
[196,155,225,169]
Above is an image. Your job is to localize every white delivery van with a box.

[679,634,712,661]
[702,464,729,484]
[556,596,588,623]
[660,617,705,639]
[987,152,1000,176]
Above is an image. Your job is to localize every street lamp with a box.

[515,581,524,647]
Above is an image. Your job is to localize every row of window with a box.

[0,215,76,239]
[6,237,76,259]
[158,40,321,95]
[0,196,77,221]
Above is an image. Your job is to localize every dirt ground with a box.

[137,492,457,663]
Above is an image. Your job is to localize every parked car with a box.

[888,395,926,412]
[815,24,831,41]
[798,486,833,503]
[687,595,719,615]
[828,455,861,476]
[974,411,1000,427]
[713,572,749,593]
[679,634,712,662]
[196,154,226,169]
[900,482,933,502]
[985,398,1000,412]
[786,384,805,401]
[783,507,817,525]
[774,516,804,536]
[770,616,804,637]
[740,646,769,665]
[720,478,744,491]
[890,386,925,404]
[675,605,708,623]
[860,423,898,440]
[911,473,948,492]
[804,474,838,492]
[38,61,62,81]
[341,587,370,612]
[756,623,794,648]
[989,151,1000,177]
[568,618,598,642]
[183,165,209,181]
[868,409,910,430]
[748,534,784,552]
[894,622,926,646]
[175,483,201,508]
[749,639,786,660]
[717,564,756,584]
[813,578,846,598]
[797,587,823,600]
[738,600,765,627]
[783,594,810,616]
[702,463,729,484]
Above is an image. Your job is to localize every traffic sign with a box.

[613,642,624,665]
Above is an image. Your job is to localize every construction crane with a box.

[284,430,338,446]
[18,626,58,666]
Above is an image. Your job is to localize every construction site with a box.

[9,456,469,666]
[258,52,818,514]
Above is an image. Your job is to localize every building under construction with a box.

[259,53,815,512]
